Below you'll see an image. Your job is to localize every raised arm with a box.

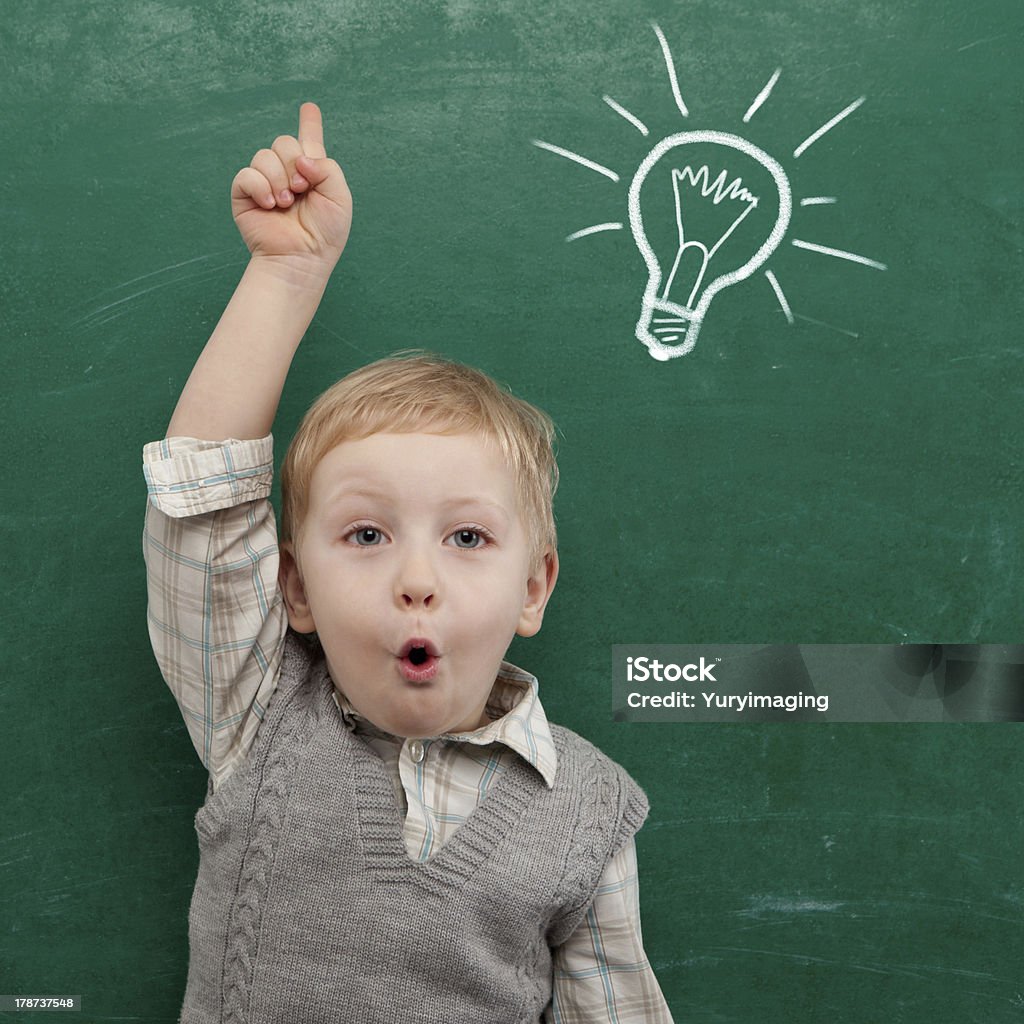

[166,102,352,440]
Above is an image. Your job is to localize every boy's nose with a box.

[395,550,439,610]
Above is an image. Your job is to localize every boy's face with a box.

[280,431,558,738]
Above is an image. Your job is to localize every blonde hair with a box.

[280,352,558,562]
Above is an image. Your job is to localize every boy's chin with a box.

[373,704,488,740]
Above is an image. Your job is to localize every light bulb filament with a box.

[674,165,759,205]
[662,165,760,307]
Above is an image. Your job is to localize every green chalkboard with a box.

[3,0,1022,1020]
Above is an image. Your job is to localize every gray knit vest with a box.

[179,634,649,1024]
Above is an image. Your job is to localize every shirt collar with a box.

[331,660,557,788]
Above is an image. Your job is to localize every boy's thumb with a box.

[296,154,349,206]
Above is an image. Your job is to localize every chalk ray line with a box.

[801,197,837,205]
[794,312,860,339]
[531,139,621,182]
[651,22,689,118]
[743,69,781,123]
[566,222,623,242]
[793,97,865,158]
[603,95,649,136]
[764,270,794,324]
[792,238,887,270]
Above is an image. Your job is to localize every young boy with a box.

[143,102,673,1023]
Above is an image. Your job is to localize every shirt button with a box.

[408,739,425,763]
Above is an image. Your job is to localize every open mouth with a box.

[398,638,440,682]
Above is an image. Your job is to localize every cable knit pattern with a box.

[180,634,648,1024]
[220,642,330,1023]
[546,729,650,949]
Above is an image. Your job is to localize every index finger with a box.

[298,102,327,159]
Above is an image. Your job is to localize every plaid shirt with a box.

[143,435,673,1023]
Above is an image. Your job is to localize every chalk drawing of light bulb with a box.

[532,23,887,362]
[629,132,791,361]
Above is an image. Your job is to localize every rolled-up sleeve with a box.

[549,841,675,1023]
[142,435,288,789]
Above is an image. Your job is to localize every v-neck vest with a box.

[180,633,649,1024]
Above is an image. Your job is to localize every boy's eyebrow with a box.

[320,484,512,521]
[323,482,389,504]
[438,497,513,522]
[313,482,383,513]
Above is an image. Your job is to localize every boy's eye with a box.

[449,529,485,549]
[349,527,384,546]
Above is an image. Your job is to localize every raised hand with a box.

[231,102,352,268]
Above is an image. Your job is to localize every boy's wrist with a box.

[248,252,339,295]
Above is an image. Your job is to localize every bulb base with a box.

[636,300,703,361]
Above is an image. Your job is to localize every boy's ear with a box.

[517,548,559,639]
[279,541,317,634]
